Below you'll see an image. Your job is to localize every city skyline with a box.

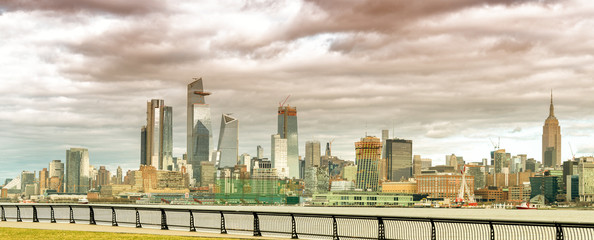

[2,1,594,181]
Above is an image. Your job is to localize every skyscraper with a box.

[144,99,173,170]
[305,140,321,168]
[278,105,299,179]
[271,134,289,179]
[140,126,147,166]
[217,114,239,168]
[257,145,264,159]
[49,160,64,192]
[116,166,123,184]
[65,148,90,193]
[187,78,212,183]
[385,138,413,182]
[355,136,382,191]
[542,91,561,168]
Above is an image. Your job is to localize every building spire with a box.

[549,89,555,117]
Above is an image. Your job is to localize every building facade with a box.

[187,78,213,184]
[271,134,289,179]
[416,174,474,201]
[305,140,321,168]
[542,92,562,168]
[217,114,239,168]
[385,138,413,182]
[278,106,299,179]
[355,136,382,191]
[65,148,90,193]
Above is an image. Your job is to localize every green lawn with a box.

[0,227,243,240]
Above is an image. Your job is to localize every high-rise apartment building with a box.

[271,134,289,179]
[187,78,213,184]
[39,168,48,193]
[278,106,299,179]
[257,145,264,159]
[305,141,321,168]
[143,99,173,170]
[355,136,382,191]
[49,160,64,190]
[381,129,389,159]
[217,114,239,168]
[97,166,110,187]
[542,92,561,168]
[116,166,123,184]
[20,171,35,193]
[65,148,90,193]
[385,138,413,182]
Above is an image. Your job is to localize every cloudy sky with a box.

[1,0,594,182]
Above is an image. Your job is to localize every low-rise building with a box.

[382,181,417,194]
[311,192,415,207]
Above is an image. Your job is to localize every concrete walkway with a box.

[0,221,287,239]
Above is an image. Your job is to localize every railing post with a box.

[291,214,298,239]
[377,217,385,240]
[1,206,6,221]
[135,208,142,228]
[556,224,564,240]
[489,221,495,240]
[430,219,436,240]
[220,211,227,234]
[160,209,168,230]
[111,207,118,226]
[253,212,262,236]
[89,206,96,225]
[332,216,339,240]
[69,206,75,223]
[189,210,196,232]
[16,206,22,222]
[50,206,56,223]
[32,206,39,222]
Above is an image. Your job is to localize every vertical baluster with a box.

[135,208,142,228]
[189,210,196,232]
[1,206,6,221]
[50,206,56,223]
[489,221,495,240]
[377,217,385,240]
[89,206,96,225]
[69,206,75,223]
[16,206,22,222]
[111,207,118,226]
[253,212,262,236]
[32,206,39,222]
[291,214,298,239]
[220,211,227,234]
[332,216,339,240]
[160,209,168,230]
[430,219,436,240]
[556,224,564,240]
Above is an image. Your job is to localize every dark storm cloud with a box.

[0,0,167,15]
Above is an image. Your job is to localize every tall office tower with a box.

[271,134,289,179]
[493,149,508,173]
[355,136,382,191]
[144,99,173,170]
[381,129,389,159]
[385,138,413,182]
[140,126,147,166]
[49,160,64,192]
[97,166,110,187]
[39,168,48,193]
[116,166,123,184]
[413,155,422,177]
[257,145,264,159]
[542,91,561,168]
[217,114,239,168]
[20,171,35,193]
[160,105,174,170]
[65,148,90,193]
[187,78,213,184]
[278,105,299,179]
[305,141,321,168]
[325,142,331,157]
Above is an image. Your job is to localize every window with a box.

[354,196,362,201]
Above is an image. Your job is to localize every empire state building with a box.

[542,92,561,168]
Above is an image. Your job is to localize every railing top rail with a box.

[2,202,594,227]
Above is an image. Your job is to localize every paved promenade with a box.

[0,221,285,239]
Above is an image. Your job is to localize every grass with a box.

[0,227,244,240]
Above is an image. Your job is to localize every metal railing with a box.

[1,203,594,240]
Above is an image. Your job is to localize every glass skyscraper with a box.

[65,148,89,193]
[143,99,173,170]
[355,136,382,191]
[217,114,238,169]
[187,78,212,184]
[385,138,413,182]
[278,106,299,179]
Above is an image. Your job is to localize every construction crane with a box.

[279,95,291,108]
[569,142,576,161]
[489,137,501,151]
[455,165,477,207]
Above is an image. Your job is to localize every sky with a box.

[1,0,594,182]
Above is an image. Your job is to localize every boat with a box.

[516,202,537,209]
